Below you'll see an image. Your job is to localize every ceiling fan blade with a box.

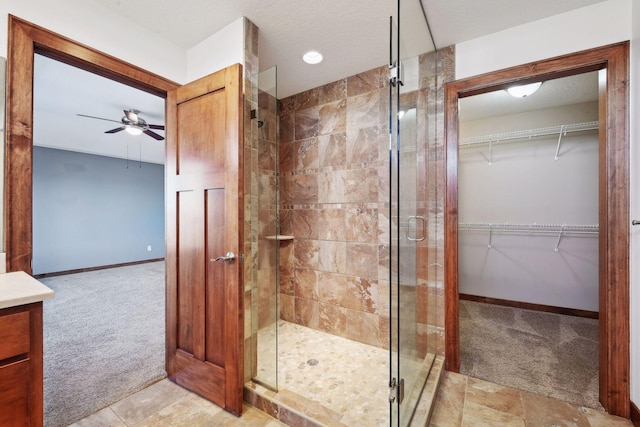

[144,129,165,140]
[77,113,122,124]
[124,110,138,123]
[148,124,165,130]
[105,126,126,134]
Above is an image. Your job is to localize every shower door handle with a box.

[406,216,426,241]
[211,252,235,264]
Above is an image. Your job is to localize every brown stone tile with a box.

[466,376,525,418]
[318,170,346,203]
[346,242,378,279]
[346,90,380,132]
[318,99,346,135]
[521,390,590,427]
[295,106,319,140]
[318,79,347,104]
[318,302,347,335]
[318,133,346,168]
[346,126,383,165]
[344,276,378,313]
[278,140,296,176]
[279,96,295,116]
[109,379,191,425]
[296,137,319,171]
[429,371,467,427]
[345,168,377,202]
[347,67,384,97]
[461,401,525,427]
[317,207,346,240]
[69,407,127,427]
[344,308,381,347]
[345,205,378,243]
[317,271,348,306]
[295,87,319,110]
[318,240,346,274]
[579,407,633,426]
[282,173,318,204]
[278,112,295,143]
[293,239,319,270]
[293,209,319,239]
[133,393,226,427]
[295,268,318,300]
[295,297,319,328]
[279,294,295,322]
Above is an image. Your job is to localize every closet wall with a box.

[458,101,599,312]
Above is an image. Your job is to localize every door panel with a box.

[166,63,244,415]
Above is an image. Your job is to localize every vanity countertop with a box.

[0,271,54,309]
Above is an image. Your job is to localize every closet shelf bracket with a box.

[554,224,566,252]
[554,125,567,160]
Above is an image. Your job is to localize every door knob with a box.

[633,220,640,226]
[211,252,235,264]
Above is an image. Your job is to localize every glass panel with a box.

[252,66,279,389]
[391,0,437,425]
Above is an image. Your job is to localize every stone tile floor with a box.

[71,371,633,426]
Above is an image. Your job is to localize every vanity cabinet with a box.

[0,302,45,426]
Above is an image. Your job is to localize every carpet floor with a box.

[40,261,166,427]
[459,299,601,410]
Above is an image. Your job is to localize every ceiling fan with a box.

[77,109,165,140]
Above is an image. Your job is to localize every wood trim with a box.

[631,401,640,427]
[5,15,179,274]
[444,42,630,417]
[32,258,165,279]
[459,294,599,319]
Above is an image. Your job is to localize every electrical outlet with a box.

[147,245,152,252]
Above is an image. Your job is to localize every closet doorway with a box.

[456,71,600,409]
[444,42,630,418]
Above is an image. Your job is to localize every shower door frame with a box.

[444,41,630,418]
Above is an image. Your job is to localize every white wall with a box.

[455,0,638,409]
[630,0,640,409]
[458,103,599,311]
[456,0,631,80]
[0,0,186,83]
[187,17,245,82]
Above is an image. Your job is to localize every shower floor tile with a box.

[257,320,427,426]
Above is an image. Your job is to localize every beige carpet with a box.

[459,299,601,410]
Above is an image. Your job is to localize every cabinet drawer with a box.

[0,359,30,426]
[0,311,30,360]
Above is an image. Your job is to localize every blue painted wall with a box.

[33,147,165,274]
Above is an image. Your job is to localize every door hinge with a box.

[389,377,405,404]
[389,61,404,87]
[238,253,245,264]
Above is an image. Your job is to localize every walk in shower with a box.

[245,1,448,425]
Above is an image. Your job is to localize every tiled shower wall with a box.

[276,45,455,352]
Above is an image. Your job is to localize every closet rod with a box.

[459,120,599,148]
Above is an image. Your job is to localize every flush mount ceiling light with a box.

[506,82,542,98]
[303,50,323,65]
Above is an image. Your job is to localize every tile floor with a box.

[429,371,632,427]
[71,371,633,427]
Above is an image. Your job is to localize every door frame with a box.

[444,42,630,417]
[5,15,179,274]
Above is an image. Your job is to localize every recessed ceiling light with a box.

[303,50,323,65]
[506,82,542,98]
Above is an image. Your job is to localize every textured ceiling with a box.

[32,0,607,162]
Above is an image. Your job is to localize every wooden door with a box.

[165,64,244,415]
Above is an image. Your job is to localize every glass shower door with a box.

[390,0,437,425]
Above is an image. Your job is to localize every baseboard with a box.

[459,293,598,319]
[631,401,640,426]
[33,258,165,279]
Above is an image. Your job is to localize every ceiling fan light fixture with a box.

[303,50,323,65]
[506,82,542,98]
[125,125,143,136]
